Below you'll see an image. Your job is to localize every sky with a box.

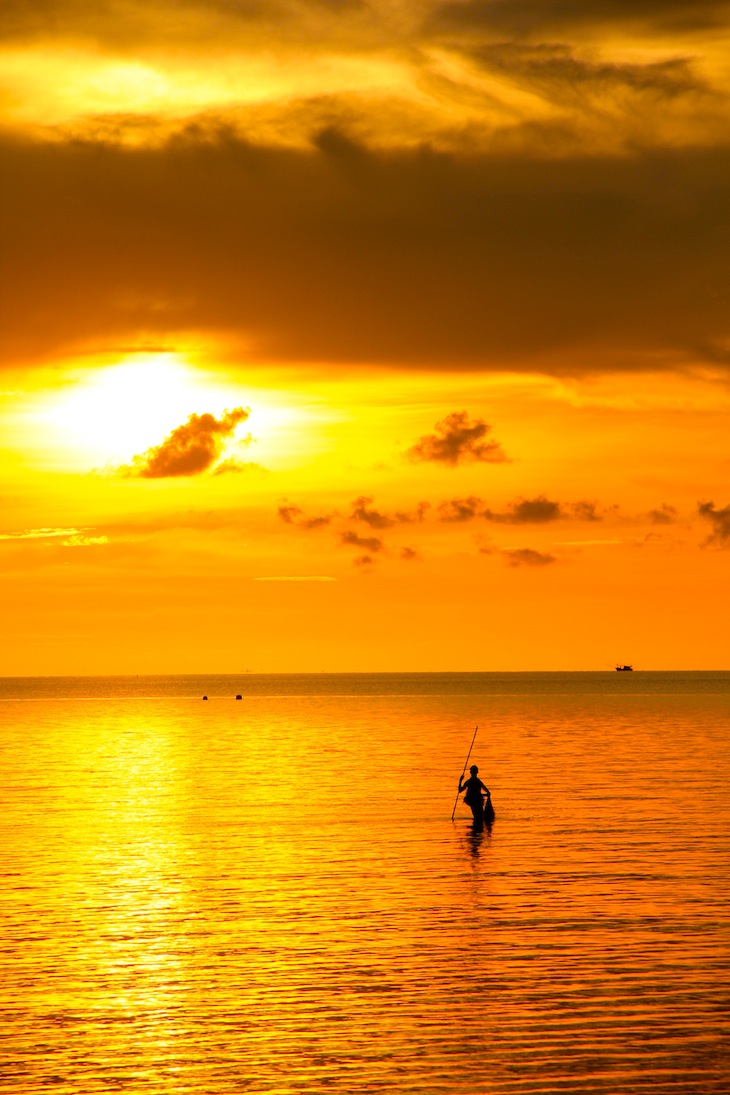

[2,0,730,674]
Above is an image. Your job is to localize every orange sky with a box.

[2,0,730,673]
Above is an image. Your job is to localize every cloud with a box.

[438,496,485,522]
[353,554,375,569]
[698,500,730,545]
[278,502,303,524]
[350,495,397,529]
[212,458,264,476]
[570,500,602,522]
[0,526,86,541]
[121,408,250,478]
[400,546,421,561]
[502,547,557,567]
[406,412,509,466]
[277,500,333,529]
[340,529,384,552]
[348,495,429,528]
[648,502,679,524]
[61,534,109,547]
[470,44,708,100]
[484,495,563,523]
[396,502,431,523]
[427,0,730,36]
[4,131,730,374]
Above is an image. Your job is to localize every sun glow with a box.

[14,353,329,473]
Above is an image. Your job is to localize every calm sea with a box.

[1,672,728,1093]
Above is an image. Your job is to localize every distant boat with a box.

[615,664,633,671]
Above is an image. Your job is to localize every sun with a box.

[28,354,241,466]
[13,352,326,473]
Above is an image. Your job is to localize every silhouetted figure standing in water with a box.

[459,764,490,826]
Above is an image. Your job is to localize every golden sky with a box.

[2,0,730,672]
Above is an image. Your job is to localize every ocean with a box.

[1,672,729,1093]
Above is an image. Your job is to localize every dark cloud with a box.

[6,132,730,374]
[121,408,250,478]
[502,547,557,567]
[428,0,730,36]
[438,496,485,522]
[0,0,372,48]
[648,502,678,524]
[350,495,397,529]
[570,500,602,521]
[354,554,376,569]
[301,514,333,530]
[698,500,730,544]
[406,412,508,466]
[471,44,708,100]
[395,502,431,523]
[341,530,384,552]
[400,546,421,561]
[277,501,333,528]
[278,502,303,524]
[350,495,429,527]
[484,495,563,523]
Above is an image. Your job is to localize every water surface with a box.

[2,673,729,1092]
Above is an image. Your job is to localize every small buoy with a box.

[202,695,208,701]
[235,694,242,700]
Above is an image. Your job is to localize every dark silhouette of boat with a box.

[615,664,633,671]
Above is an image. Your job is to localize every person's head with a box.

[469,765,478,775]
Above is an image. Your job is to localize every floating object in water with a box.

[235,694,242,700]
[615,664,633,671]
[202,695,208,700]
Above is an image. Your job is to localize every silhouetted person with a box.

[459,764,490,826]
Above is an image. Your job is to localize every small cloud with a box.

[400,546,421,561]
[570,500,602,522]
[648,503,678,524]
[395,502,431,523]
[350,495,427,527]
[341,530,384,552]
[253,576,337,582]
[405,411,509,467]
[476,535,497,555]
[502,548,557,567]
[301,515,333,530]
[354,554,375,569]
[0,527,84,541]
[277,499,333,529]
[62,534,109,547]
[438,496,485,522]
[121,408,251,478]
[485,496,563,523]
[213,459,265,476]
[698,500,730,545]
[278,501,303,524]
[350,495,396,529]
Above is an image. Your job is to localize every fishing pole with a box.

[450,725,478,821]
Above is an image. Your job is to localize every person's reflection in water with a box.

[459,764,490,828]
[466,821,485,858]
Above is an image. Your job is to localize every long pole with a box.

[451,725,478,821]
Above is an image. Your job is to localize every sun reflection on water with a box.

[1,684,729,1092]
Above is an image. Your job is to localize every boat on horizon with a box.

[615,664,633,671]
